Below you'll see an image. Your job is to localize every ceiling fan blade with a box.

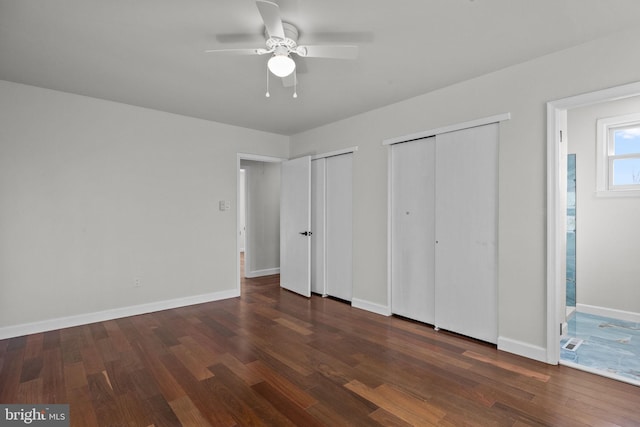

[281,73,296,88]
[215,33,264,44]
[204,48,269,55]
[256,0,285,39]
[294,57,308,74]
[296,45,358,60]
[303,31,374,44]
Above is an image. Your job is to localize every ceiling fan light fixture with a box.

[268,54,295,77]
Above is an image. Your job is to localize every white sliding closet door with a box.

[390,138,436,324]
[311,159,326,295]
[434,123,498,343]
[325,153,353,301]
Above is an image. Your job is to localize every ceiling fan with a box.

[205,0,358,96]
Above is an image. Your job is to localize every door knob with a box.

[299,231,313,236]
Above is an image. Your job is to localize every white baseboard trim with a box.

[576,303,640,323]
[351,298,392,316]
[0,289,240,340]
[497,336,547,363]
[245,267,280,278]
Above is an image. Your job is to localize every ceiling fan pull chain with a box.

[293,70,298,98]
[265,63,270,98]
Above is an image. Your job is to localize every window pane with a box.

[614,127,640,155]
[612,158,640,186]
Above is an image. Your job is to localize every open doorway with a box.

[547,82,640,386]
[236,154,284,295]
[236,149,356,301]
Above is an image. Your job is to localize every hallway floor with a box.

[561,312,640,386]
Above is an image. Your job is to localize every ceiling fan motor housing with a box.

[265,22,299,53]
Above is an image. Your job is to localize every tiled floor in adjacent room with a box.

[561,312,640,386]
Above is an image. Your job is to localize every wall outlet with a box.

[134,278,142,288]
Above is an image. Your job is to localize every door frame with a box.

[236,153,286,295]
[545,81,640,364]
[238,169,246,253]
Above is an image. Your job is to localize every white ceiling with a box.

[2,0,640,135]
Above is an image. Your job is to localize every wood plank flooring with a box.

[1,272,640,426]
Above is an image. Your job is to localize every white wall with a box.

[240,160,281,277]
[568,96,640,315]
[289,26,640,358]
[0,80,288,335]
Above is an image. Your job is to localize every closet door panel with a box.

[326,154,353,301]
[434,124,498,343]
[311,159,326,295]
[391,138,436,324]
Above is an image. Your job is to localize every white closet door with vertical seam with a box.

[326,153,353,301]
[434,123,498,343]
[311,158,326,295]
[391,138,436,324]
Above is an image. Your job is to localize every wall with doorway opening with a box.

[290,26,640,361]
[0,80,289,337]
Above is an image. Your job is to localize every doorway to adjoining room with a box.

[550,86,640,386]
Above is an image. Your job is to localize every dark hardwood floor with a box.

[1,266,639,426]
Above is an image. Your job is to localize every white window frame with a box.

[596,112,640,197]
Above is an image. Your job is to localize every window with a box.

[596,113,640,195]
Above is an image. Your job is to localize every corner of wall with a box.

[351,298,392,316]
[497,336,548,364]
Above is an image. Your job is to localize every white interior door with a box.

[434,123,498,343]
[280,156,312,297]
[311,159,326,295]
[326,153,353,301]
[391,138,436,324]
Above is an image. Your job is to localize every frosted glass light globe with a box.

[268,55,296,77]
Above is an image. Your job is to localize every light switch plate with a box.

[219,200,231,211]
